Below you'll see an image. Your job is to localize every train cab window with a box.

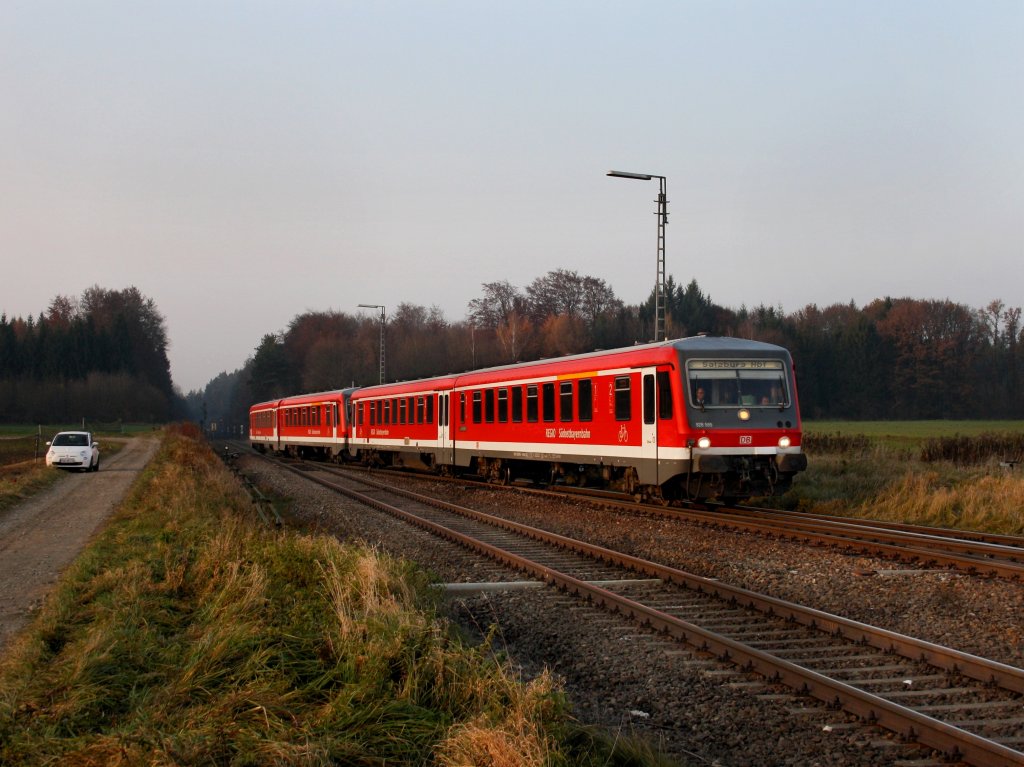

[485,389,495,423]
[643,374,656,424]
[357,403,364,427]
[578,379,593,422]
[615,376,632,421]
[526,385,538,422]
[687,359,788,409]
[427,395,434,424]
[542,383,555,422]
[559,381,573,422]
[511,388,523,423]
[497,389,508,423]
[472,391,482,423]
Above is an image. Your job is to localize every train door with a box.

[437,391,453,464]
[641,368,659,483]
[275,406,282,452]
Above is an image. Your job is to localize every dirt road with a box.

[0,437,158,650]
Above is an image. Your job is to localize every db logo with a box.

[739,435,753,445]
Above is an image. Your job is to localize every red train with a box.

[249,336,806,501]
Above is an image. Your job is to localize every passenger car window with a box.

[615,376,631,421]
[542,383,555,423]
[578,379,593,421]
[559,381,573,422]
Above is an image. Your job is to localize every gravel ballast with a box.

[239,455,1022,766]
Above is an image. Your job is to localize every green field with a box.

[0,423,159,437]
[0,425,145,467]
[805,420,1024,440]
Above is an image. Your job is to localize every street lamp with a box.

[358,304,386,384]
[607,170,668,342]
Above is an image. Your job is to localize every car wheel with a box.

[92,459,100,473]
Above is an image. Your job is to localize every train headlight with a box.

[697,436,711,449]
[778,436,791,449]
[738,409,750,421]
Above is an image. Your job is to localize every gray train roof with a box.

[458,335,790,377]
[329,337,794,399]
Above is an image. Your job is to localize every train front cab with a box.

[672,340,807,501]
[249,400,280,453]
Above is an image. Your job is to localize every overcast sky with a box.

[2,2,1022,392]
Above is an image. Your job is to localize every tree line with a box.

[0,286,176,423]
[188,269,1023,431]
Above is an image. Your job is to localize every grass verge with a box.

[0,439,128,513]
[0,424,669,766]
[776,422,1024,534]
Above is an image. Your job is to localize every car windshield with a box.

[53,433,89,447]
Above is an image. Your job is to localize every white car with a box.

[45,431,100,472]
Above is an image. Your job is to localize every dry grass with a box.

[436,670,559,767]
[0,460,64,512]
[860,470,1024,532]
[780,426,1024,535]
[0,424,667,766]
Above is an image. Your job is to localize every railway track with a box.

[295,458,1024,580]
[629,499,1024,580]
[264,454,1024,767]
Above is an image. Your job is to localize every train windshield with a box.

[687,359,789,409]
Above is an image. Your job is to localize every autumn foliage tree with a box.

[197,269,1024,431]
